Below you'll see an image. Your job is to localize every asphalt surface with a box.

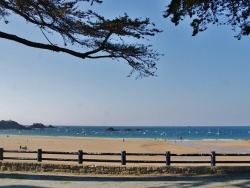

[0,172,249,188]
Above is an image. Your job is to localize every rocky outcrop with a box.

[106,127,142,132]
[48,125,56,128]
[29,123,56,129]
[0,120,29,130]
[29,123,46,129]
[106,127,119,131]
[0,120,55,130]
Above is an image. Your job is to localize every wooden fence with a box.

[0,148,250,166]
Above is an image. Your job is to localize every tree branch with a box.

[84,31,113,56]
[0,31,88,59]
[0,0,161,77]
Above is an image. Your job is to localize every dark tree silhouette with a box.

[164,0,250,40]
[0,0,162,78]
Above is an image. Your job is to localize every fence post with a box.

[37,149,42,162]
[166,151,171,166]
[211,151,216,166]
[121,151,126,165]
[78,150,83,164]
[0,148,3,160]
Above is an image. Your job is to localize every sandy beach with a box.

[0,135,249,166]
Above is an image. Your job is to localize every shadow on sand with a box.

[0,172,249,188]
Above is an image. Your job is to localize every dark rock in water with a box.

[0,120,29,130]
[29,123,55,129]
[0,120,55,130]
[106,127,119,131]
[136,129,142,131]
[48,125,56,128]
[29,123,47,129]
[124,128,132,131]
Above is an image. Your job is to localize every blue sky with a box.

[1,1,250,126]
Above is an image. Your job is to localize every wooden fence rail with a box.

[0,148,250,166]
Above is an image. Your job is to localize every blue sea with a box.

[0,126,250,140]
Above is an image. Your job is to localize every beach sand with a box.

[0,135,249,166]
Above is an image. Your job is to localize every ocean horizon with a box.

[0,126,250,140]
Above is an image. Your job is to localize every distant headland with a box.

[0,120,55,130]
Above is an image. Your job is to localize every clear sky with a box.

[1,1,250,126]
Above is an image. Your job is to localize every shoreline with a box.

[1,133,249,141]
[1,134,249,153]
[1,125,249,141]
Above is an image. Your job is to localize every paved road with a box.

[0,172,249,188]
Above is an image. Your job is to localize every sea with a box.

[0,126,250,140]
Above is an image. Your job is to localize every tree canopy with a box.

[164,0,250,40]
[1,1,250,78]
[0,0,161,78]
